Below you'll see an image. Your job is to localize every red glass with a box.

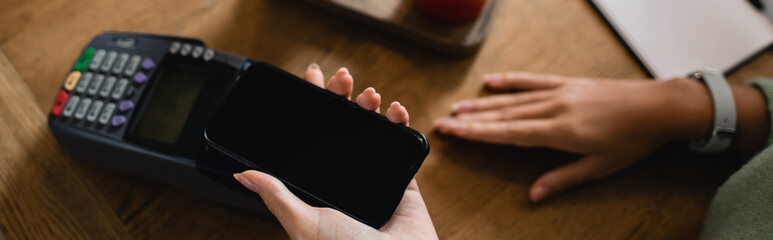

[414,0,487,25]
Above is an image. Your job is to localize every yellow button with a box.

[63,71,81,91]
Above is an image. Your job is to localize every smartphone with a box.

[204,62,430,228]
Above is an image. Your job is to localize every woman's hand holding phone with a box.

[234,64,439,240]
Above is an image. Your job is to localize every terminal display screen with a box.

[131,63,206,144]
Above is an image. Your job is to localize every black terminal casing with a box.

[48,32,269,215]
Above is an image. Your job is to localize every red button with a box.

[52,90,68,116]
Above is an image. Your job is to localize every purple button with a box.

[141,58,155,70]
[118,100,134,112]
[134,72,148,84]
[111,115,126,127]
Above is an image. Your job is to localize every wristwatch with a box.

[687,68,736,153]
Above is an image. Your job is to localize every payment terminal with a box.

[48,32,267,213]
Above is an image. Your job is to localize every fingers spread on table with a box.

[386,101,409,125]
[327,67,354,100]
[234,171,314,227]
[355,87,382,113]
[304,63,325,88]
[485,72,566,91]
[452,91,554,114]
[528,154,613,202]
[434,118,551,146]
[531,145,655,202]
[455,101,559,122]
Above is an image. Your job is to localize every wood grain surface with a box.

[0,49,131,239]
[1,0,772,239]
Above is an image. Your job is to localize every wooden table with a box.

[1,0,772,239]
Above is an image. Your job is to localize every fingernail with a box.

[233,173,257,192]
[308,63,319,70]
[531,185,551,202]
[364,87,375,94]
[392,101,401,106]
[433,118,445,127]
[434,118,451,132]
[484,73,502,85]
[451,101,474,113]
[451,120,468,132]
[339,67,350,75]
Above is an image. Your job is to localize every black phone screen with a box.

[205,62,429,227]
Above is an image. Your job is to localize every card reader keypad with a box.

[54,46,157,131]
[51,38,222,139]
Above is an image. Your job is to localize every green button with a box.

[73,47,95,71]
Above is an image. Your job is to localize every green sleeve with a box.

[749,78,773,147]
[701,78,773,240]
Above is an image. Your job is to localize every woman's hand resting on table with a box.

[234,64,439,240]
[434,72,734,202]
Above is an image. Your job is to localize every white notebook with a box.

[591,0,773,79]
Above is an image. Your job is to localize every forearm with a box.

[665,78,770,155]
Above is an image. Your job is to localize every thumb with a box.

[234,170,315,230]
[529,154,612,202]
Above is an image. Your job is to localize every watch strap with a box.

[689,68,737,153]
